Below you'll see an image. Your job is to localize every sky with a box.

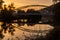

[3,0,53,8]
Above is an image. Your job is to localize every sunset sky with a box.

[3,0,53,8]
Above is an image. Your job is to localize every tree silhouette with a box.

[27,9,35,13]
[8,3,15,21]
[46,2,60,40]
[52,0,60,4]
[0,0,4,9]
[53,2,60,25]
[0,2,16,39]
[1,4,8,21]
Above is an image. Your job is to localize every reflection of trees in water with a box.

[7,37,20,40]
[0,23,15,39]
[0,0,16,39]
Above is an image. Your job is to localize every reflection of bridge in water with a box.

[16,25,53,33]
[12,23,54,34]
[11,24,54,40]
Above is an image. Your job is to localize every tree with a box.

[8,3,16,20]
[53,2,60,24]
[0,0,4,9]
[52,0,60,4]
[1,4,9,22]
[0,2,16,39]
[26,9,35,13]
[47,2,60,40]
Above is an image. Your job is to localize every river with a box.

[0,22,54,40]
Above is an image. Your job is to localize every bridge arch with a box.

[17,5,49,11]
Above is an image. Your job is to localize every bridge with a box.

[0,5,53,24]
[17,5,48,9]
